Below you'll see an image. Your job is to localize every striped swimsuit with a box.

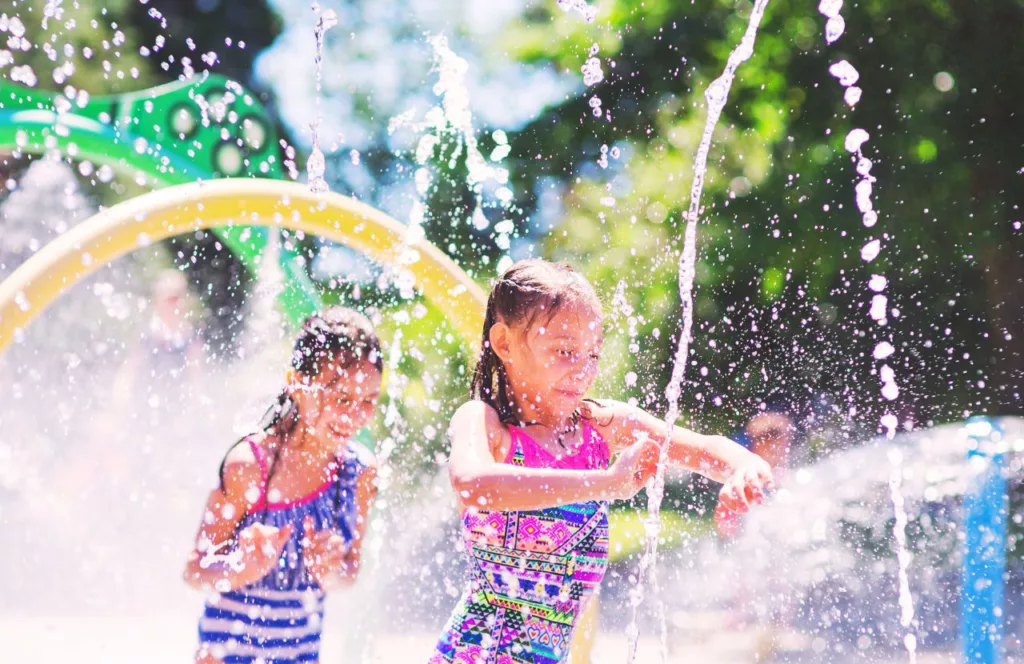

[430,423,610,664]
[198,439,371,664]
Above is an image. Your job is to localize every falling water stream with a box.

[625,1,773,661]
[818,0,918,660]
[306,3,338,194]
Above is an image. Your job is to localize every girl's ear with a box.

[489,321,514,365]
[285,371,313,417]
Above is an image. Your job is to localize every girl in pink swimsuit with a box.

[431,259,775,664]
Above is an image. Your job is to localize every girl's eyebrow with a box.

[547,333,604,343]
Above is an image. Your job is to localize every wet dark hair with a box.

[470,259,601,424]
[219,306,382,515]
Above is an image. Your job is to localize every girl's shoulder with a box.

[218,434,268,499]
[339,439,377,475]
[450,399,514,463]
[581,398,644,453]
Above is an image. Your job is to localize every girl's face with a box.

[494,300,604,422]
[294,359,382,447]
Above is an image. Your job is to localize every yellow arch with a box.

[0,178,487,352]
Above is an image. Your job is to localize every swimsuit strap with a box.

[503,425,528,466]
[580,419,611,470]
[246,437,269,505]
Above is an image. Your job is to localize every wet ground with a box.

[0,612,970,663]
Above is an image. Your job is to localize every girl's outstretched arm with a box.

[586,399,773,513]
[448,401,657,512]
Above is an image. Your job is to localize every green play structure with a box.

[0,75,322,325]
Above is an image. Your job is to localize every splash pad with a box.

[0,175,605,662]
[0,75,323,324]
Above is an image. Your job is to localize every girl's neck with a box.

[272,428,337,468]
[514,399,577,431]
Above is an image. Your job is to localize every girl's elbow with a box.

[450,470,491,509]
[449,472,476,503]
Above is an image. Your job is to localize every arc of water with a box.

[625,1,773,661]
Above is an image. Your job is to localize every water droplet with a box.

[933,71,955,93]
[306,148,329,194]
[10,64,38,87]
[557,0,597,22]
[490,144,511,162]
[582,57,604,86]
[317,9,339,32]
[844,85,862,106]
[829,60,860,87]
[855,178,873,212]
[14,291,31,312]
[844,128,870,153]
[8,16,27,38]
[825,15,846,43]
[870,294,888,320]
[861,238,881,262]
[874,341,896,360]
[818,0,843,18]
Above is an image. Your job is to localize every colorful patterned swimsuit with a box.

[431,423,610,664]
[197,438,371,664]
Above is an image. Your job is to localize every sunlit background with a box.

[0,0,1021,662]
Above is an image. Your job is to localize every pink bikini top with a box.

[504,421,609,471]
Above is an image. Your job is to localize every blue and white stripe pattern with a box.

[198,440,371,663]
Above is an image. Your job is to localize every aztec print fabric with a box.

[197,438,371,664]
[430,423,610,664]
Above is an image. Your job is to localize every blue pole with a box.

[961,416,1008,664]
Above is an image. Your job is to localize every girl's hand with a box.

[606,437,662,500]
[236,522,292,585]
[718,457,774,514]
[302,516,351,587]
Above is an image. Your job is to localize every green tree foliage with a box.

[497,0,1023,440]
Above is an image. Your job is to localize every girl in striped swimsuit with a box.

[184,308,382,664]
[432,259,775,664]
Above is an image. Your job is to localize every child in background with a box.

[184,307,382,664]
[714,412,793,539]
[431,259,774,664]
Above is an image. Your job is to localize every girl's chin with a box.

[325,424,354,440]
